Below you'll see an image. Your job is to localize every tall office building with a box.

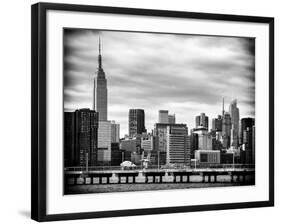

[192,127,212,151]
[93,38,107,121]
[252,126,255,164]
[128,109,146,137]
[168,114,176,124]
[154,123,188,152]
[241,126,255,164]
[111,121,120,143]
[229,99,240,148]
[64,109,99,167]
[110,143,122,166]
[195,113,209,130]
[166,125,190,165]
[158,110,169,123]
[97,121,112,165]
[212,115,222,131]
[64,112,75,167]
[158,110,176,124]
[221,98,231,148]
[211,115,223,151]
[240,117,255,164]
[222,112,232,149]
[190,132,198,159]
[240,117,255,144]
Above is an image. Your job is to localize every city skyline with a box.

[64,29,255,137]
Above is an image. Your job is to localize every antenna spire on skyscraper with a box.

[222,97,225,116]
[98,36,102,69]
[99,36,101,55]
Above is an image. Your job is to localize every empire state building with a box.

[93,38,108,121]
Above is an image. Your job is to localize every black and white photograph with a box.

[63,29,256,194]
[28,2,275,222]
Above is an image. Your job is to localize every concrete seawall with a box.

[65,169,255,186]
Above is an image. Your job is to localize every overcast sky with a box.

[64,29,255,137]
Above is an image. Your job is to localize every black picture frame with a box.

[31,2,274,222]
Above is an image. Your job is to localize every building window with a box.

[200,153,208,163]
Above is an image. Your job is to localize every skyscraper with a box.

[212,115,222,131]
[229,99,240,148]
[93,37,107,121]
[221,98,231,149]
[64,109,99,167]
[241,125,255,164]
[97,121,112,166]
[240,117,255,164]
[168,114,176,124]
[222,112,231,149]
[158,110,169,123]
[158,110,176,124]
[252,126,255,164]
[92,38,112,165]
[195,113,209,130]
[166,125,190,166]
[192,127,212,151]
[111,121,120,143]
[128,109,146,137]
[240,117,255,145]
[190,132,198,159]
[154,123,188,152]
[64,112,75,167]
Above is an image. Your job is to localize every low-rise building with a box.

[195,150,221,165]
[120,137,137,152]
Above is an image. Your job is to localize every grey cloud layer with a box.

[64,29,255,136]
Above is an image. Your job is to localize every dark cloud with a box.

[63,28,255,136]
